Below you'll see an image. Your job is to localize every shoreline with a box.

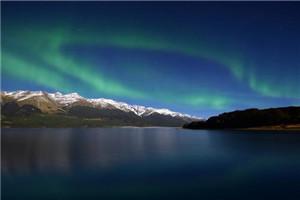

[239,124,300,131]
[183,124,300,131]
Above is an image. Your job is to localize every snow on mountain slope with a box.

[1,91,201,119]
[48,92,82,105]
[2,91,60,113]
[88,98,194,118]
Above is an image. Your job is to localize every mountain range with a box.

[1,91,200,127]
[183,106,300,130]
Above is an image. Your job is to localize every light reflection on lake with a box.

[2,128,300,199]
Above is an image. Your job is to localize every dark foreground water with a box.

[2,128,300,200]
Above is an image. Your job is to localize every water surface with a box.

[2,128,300,199]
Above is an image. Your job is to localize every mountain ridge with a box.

[1,90,200,127]
[183,106,300,130]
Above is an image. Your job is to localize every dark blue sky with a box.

[2,2,300,117]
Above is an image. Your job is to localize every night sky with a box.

[2,2,300,117]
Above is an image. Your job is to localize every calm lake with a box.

[2,128,300,200]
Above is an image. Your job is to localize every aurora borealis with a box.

[2,2,300,117]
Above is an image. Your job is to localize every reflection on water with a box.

[2,128,216,174]
[2,128,300,199]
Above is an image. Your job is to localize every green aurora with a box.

[2,2,299,116]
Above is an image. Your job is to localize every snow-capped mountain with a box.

[1,91,200,121]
